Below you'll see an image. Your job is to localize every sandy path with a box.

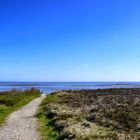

[0,94,46,140]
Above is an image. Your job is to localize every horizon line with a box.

[0,81,140,83]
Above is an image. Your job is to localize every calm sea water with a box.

[0,82,140,94]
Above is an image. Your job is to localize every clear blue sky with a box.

[0,0,140,81]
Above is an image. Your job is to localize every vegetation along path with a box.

[0,94,46,140]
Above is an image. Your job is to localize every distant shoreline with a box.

[1,82,140,94]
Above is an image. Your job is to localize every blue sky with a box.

[0,0,140,81]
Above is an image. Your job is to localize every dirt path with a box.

[0,94,46,140]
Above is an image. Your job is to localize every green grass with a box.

[0,89,41,125]
[37,108,59,140]
[37,95,60,140]
[41,94,59,106]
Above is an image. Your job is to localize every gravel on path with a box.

[0,94,46,140]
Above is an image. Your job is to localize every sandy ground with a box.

[0,94,46,140]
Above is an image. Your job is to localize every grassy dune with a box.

[0,88,41,125]
[38,88,140,140]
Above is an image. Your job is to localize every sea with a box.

[0,82,140,94]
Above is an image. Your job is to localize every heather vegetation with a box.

[38,88,140,140]
[0,88,41,125]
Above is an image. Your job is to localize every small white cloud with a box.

[75,64,89,70]
[84,64,89,68]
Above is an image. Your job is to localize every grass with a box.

[37,94,59,140]
[37,108,59,140]
[91,125,118,140]
[41,94,59,106]
[0,88,41,125]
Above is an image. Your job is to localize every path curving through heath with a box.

[0,94,46,140]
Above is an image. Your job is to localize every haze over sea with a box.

[1,82,140,94]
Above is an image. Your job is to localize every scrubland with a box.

[38,88,140,140]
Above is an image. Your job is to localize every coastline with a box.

[1,82,140,94]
